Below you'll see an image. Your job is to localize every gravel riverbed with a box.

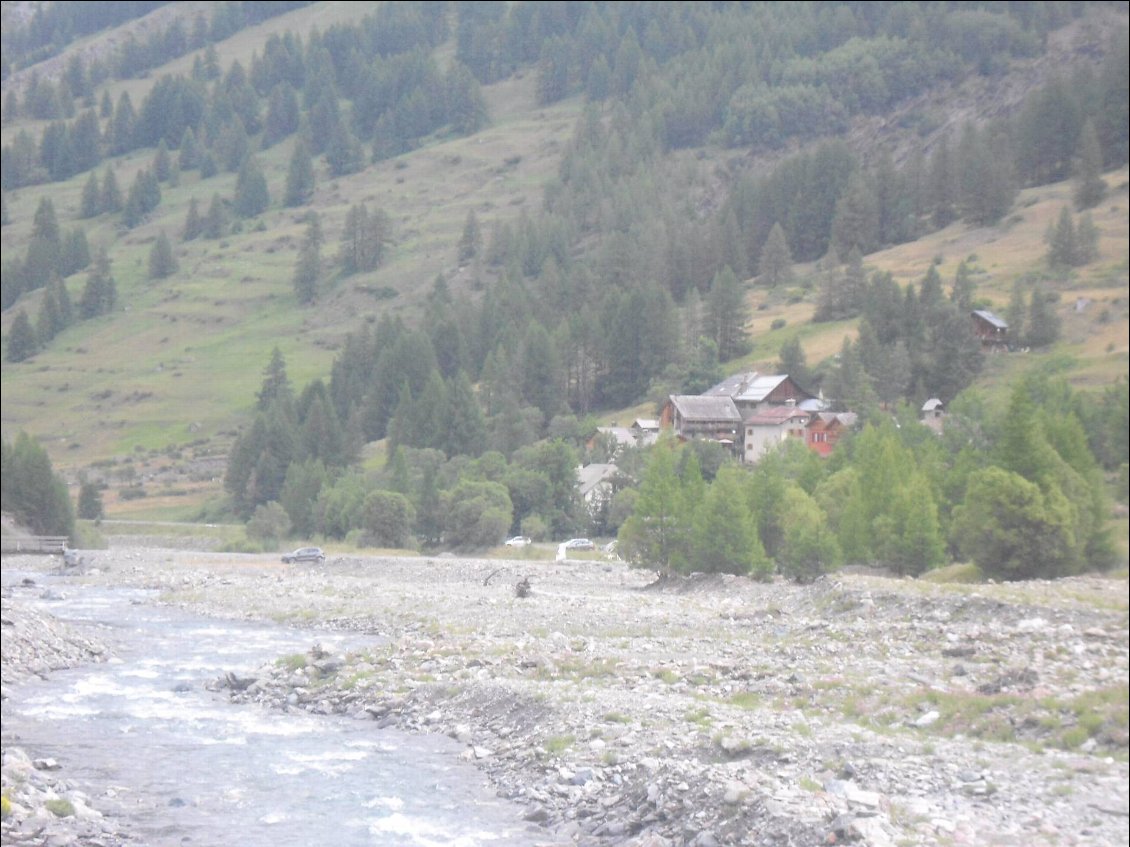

[2,547,1128,846]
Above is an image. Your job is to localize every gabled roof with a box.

[745,407,811,426]
[972,310,1008,330]
[577,463,618,498]
[809,412,858,429]
[596,426,636,447]
[669,395,742,423]
[633,419,659,432]
[705,372,812,404]
[922,398,944,412]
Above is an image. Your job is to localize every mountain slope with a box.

[0,2,1126,518]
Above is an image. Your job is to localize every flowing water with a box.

[1,573,542,846]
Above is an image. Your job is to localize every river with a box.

[1,571,543,846]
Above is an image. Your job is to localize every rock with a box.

[33,758,62,771]
[722,781,748,805]
[914,710,940,728]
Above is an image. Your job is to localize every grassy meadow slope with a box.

[1,3,1127,522]
[1,4,581,488]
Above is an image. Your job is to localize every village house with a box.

[742,405,812,464]
[806,412,858,457]
[577,462,619,517]
[702,372,815,416]
[659,395,743,451]
[971,310,1009,350]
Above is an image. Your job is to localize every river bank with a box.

[3,548,1128,846]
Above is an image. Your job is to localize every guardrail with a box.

[0,536,69,554]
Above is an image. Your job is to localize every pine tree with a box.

[77,479,104,520]
[758,222,793,287]
[1045,207,1078,268]
[204,193,227,239]
[293,213,322,304]
[80,172,101,218]
[1005,279,1028,346]
[183,197,203,240]
[6,310,37,362]
[283,137,315,207]
[691,465,768,576]
[1,432,75,538]
[776,336,812,391]
[148,230,178,279]
[1026,284,1061,348]
[79,250,115,318]
[178,127,200,171]
[830,171,879,260]
[257,347,293,411]
[1076,212,1100,264]
[706,266,751,362]
[458,210,482,262]
[100,167,122,214]
[233,155,269,217]
[153,140,172,182]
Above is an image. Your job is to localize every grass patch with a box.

[685,707,713,727]
[728,692,762,710]
[543,735,574,755]
[45,798,75,818]
[276,653,308,671]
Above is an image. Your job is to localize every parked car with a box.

[564,537,595,551]
[504,536,532,548]
[282,546,325,564]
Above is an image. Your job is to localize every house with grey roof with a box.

[703,372,815,415]
[972,310,1009,349]
[659,395,743,449]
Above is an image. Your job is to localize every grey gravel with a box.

[3,548,1128,846]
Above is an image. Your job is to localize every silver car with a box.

[282,546,325,564]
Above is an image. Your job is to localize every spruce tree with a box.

[458,210,482,262]
[233,155,269,218]
[293,213,322,304]
[204,193,227,239]
[178,127,200,171]
[77,480,104,520]
[6,310,37,362]
[183,197,202,240]
[1045,207,1078,268]
[706,265,750,362]
[153,140,171,182]
[80,250,115,318]
[148,230,178,279]
[100,167,122,213]
[283,138,315,207]
[80,172,101,218]
[1026,285,1061,349]
[758,222,793,287]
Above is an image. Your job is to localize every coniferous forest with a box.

[1,1,1127,580]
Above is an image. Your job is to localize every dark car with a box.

[282,546,325,564]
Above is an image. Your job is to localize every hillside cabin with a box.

[972,310,1009,350]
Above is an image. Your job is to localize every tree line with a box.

[618,374,1122,583]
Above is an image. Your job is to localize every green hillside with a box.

[1,1,1127,527]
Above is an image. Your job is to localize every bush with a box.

[246,501,291,547]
